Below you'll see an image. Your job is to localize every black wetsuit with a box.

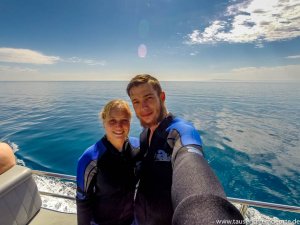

[134,114,244,225]
[76,136,139,225]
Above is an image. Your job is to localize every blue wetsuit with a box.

[134,114,203,225]
[76,136,139,225]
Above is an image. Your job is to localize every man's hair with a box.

[126,74,162,96]
[100,99,131,121]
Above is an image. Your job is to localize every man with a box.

[0,142,16,175]
[127,74,244,225]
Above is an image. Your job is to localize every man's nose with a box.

[141,100,148,109]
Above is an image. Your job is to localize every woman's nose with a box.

[115,121,122,127]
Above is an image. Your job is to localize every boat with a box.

[0,165,299,225]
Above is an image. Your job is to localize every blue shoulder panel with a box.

[129,136,140,148]
[167,117,202,146]
[76,140,107,192]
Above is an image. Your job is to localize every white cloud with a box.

[0,48,107,66]
[187,0,300,45]
[63,57,107,66]
[0,48,60,64]
[285,55,300,59]
[223,64,300,80]
[0,65,37,73]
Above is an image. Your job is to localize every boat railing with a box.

[32,170,76,181]
[32,170,300,216]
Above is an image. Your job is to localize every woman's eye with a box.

[122,120,129,125]
[109,120,117,125]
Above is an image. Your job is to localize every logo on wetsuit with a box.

[155,150,171,161]
[186,146,203,157]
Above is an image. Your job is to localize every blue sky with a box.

[0,0,299,81]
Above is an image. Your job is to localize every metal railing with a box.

[228,197,300,216]
[33,170,76,181]
[32,170,300,215]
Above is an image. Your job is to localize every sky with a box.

[0,0,300,81]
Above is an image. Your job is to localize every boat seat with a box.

[0,165,76,225]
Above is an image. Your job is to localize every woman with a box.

[76,99,139,225]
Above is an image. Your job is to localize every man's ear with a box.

[160,91,166,102]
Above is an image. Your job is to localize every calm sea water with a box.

[0,81,299,220]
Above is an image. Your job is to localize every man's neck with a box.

[148,112,169,144]
[149,124,159,134]
[148,124,159,144]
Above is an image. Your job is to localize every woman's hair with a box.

[100,99,131,121]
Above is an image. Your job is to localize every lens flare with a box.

[138,44,147,58]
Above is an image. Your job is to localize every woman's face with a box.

[103,108,130,150]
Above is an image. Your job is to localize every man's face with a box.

[129,83,165,129]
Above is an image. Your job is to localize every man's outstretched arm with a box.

[172,146,244,225]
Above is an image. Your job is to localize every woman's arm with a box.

[76,144,99,225]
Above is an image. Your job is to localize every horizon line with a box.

[1,79,299,83]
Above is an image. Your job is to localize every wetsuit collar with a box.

[102,135,128,155]
[155,113,174,133]
[147,113,174,143]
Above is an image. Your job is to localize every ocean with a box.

[0,81,299,221]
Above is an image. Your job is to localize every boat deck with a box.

[29,208,76,225]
